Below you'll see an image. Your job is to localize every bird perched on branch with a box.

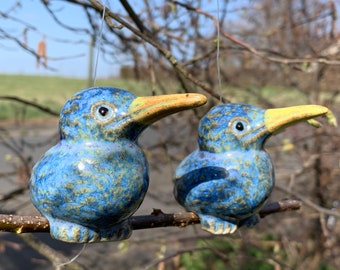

[30,87,207,243]
[174,103,333,235]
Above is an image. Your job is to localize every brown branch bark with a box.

[0,199,301,234]
[276,183,340,218]
[0,96,59,116]
[0,29,58,72]
[82,0,229,102]
[172,0,340,66]
[41,1,90,34]
[61,0,340,104]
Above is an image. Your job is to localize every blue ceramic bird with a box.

[30,87,207,243]
[174,103,330,235]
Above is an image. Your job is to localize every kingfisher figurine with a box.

[174,103,332,235]
[30,87,207,243]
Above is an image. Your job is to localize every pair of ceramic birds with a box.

[29,87,332,243]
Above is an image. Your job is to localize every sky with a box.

[0,0,123,78]
[0,0,242,79]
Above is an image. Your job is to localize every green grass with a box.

[221,85,309,107]
[0,74,158,120]
[0,73,334,120]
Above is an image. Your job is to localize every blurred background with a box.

[0,0,339,269]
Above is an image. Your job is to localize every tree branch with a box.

[41,1,90,34]
[82,0,229,102]
[0,29,58,71]
[0,96,59,116]
[276,183,340,218]
[19,234,85,270]
[0,199,301,234]
[119,0,152,35]
[172,0,340,66]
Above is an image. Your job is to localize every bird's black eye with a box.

[229,117,249,135]
[98,106,109,117]
[92,103,116,122]
[235,122,244,131]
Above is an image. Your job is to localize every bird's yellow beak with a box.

[264,105,331,133]
[128,93,207,125]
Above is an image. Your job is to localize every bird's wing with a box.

[174,164,255,220]
[174,166,230,205]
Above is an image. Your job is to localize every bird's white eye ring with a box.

[92,103,116,123]
[229,117,249,136]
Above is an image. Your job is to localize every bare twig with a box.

[19,234,84,270]
[143,246,210,270]
[0,96,59,116]
[41,1,90,34]
[0,199,301,234]
[276,183,340,218]
[0,29,58,71]
[0,187,27,202]
[258,200,302,218]
[172,0,340,66]
[82,0,229,102]
[0,28,85,70]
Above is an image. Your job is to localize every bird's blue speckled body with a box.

[174,103,329,234]
[30,87,206,243]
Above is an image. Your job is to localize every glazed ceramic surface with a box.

[174,103,329,234]
[30,87,207,243]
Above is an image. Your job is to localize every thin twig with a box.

[143,246,210,270]
[84,0,228,102]
[19,234,85,270]
[0,96,59,116]
[172,0,340,66]
[276,183,340,218]
[0,199,302,234]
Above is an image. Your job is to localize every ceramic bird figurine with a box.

[174,103,331,235]
[30,87,207,243]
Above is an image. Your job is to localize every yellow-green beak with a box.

[264,105,330,133]
[128,93,207,125]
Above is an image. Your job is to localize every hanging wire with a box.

[55,1,109,267]
[216,0,223,102]
[93,1,108,86]
[56,243,88,267]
